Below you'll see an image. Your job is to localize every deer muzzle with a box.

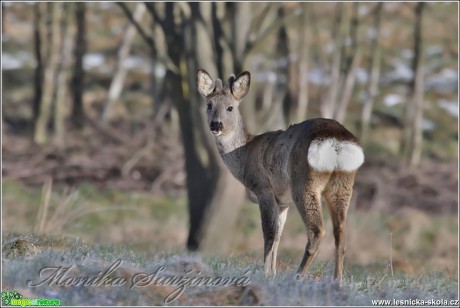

[210,121,223,136]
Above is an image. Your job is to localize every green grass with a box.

[2,180,188,247]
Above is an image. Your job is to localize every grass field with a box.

[2,233,458,306]
[2,180,459,305]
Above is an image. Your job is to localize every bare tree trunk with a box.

[54,3,74,147]
[33,3,44,124]
[335,51,361,123]
[192,3,217,78]
[211,2,225,77]
[361,3,383,144]
[276,7,291,127]
[71,3,86,129]
[321,3,344,118]
[262,81,275,112]
[228,2,258,131]
[142,3,245,253]
[102,3,146,123]
[401,3,426,167]
[294,3,309,124]
[40,3,53,66]
[149,23,162,125]
[230,2,252,73]
[256,8,288,132]
[34,2,61,144]
[335,3,361,124]
[308,4,329,109]
[186,3,246,252]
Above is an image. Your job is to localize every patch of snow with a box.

[384,93,404,107]
[267,71,277,83]
[438,99,458,117]
[2,51,34,70]
[308,68,329,85]
[358,5,371,16]
[383,59,413,83]
[123,55,144,70]
[425,68,458,92]
[154,65,166,78]
[83,53,106,70]
[2,53,23,70]
[355,68,368,85]
[422,119,435,131]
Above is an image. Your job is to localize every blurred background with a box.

[2,2,458,278]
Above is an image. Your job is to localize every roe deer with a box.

[197,69,364,286]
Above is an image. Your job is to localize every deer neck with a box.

[215,116,253,155]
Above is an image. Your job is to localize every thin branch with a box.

[34,178,53,233]
[143,2,180,74]
[248,3,278,41]
[190,3,215,46]
[117,2,154,49]
[243,8,301,58]
[389,232,394,277]
[144,2,166,29]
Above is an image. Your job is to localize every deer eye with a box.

[207,103,212,110]
[227,106,233,112]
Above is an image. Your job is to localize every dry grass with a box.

[1,233,458,306]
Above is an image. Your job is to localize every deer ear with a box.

[231,71,250,101]
[197,69,214,97]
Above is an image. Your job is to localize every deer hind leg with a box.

[258,194,280,277]
[294,171,331,278]
[270,206,289,275]
[323,171,356,287]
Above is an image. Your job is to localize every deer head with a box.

[197,69,250,137]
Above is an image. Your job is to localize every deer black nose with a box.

[210,121,223,132]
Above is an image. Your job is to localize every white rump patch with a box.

[308,138,364,172]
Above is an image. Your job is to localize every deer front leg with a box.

[270,206,289,275]
[258,193,280,277]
